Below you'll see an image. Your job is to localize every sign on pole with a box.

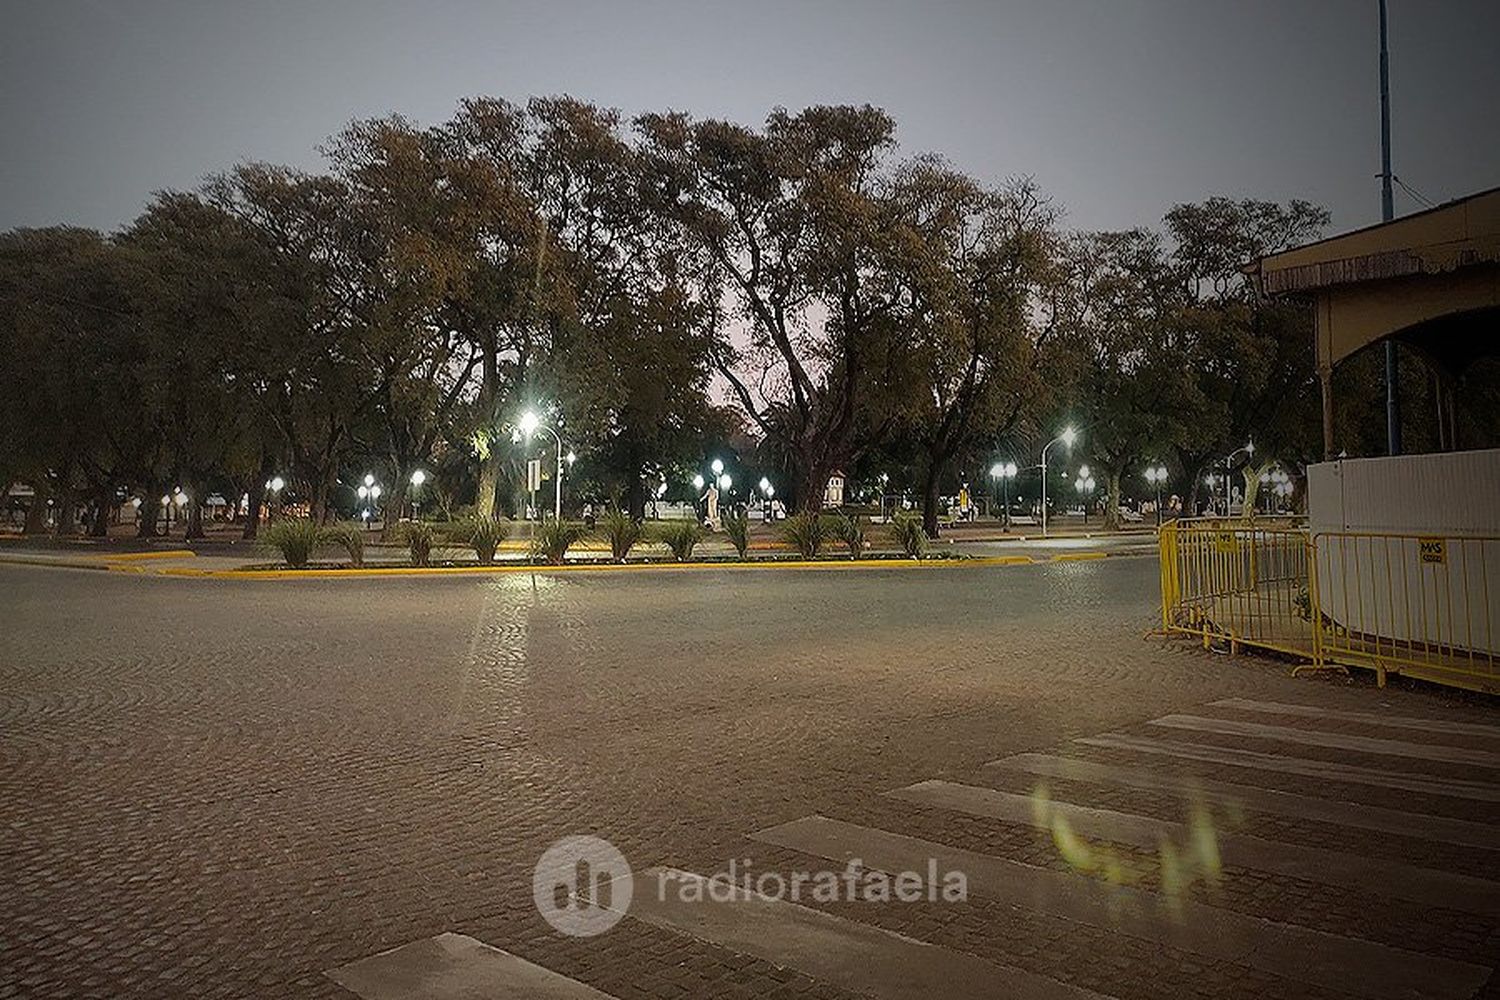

[527,459,542,494]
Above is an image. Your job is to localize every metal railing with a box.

[1159,519,1499,695]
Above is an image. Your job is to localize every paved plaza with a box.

[2,558,1498,999]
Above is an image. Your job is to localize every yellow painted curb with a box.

[105,549,198,562]
[156,553,1065,581]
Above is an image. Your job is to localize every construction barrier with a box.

[1159,519,1499,695]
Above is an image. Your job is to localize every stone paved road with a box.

[2,559,1497,999]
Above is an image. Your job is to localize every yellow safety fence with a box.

[1159,519,1499,695]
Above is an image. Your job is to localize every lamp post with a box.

[1144,465,1169,527]
[1221,441,1254,516]
[410,469,426,519]
[1039,427,1077,538]
[989,461,1018,531]
[759,476,774,523]
[1074,467,1096,526]
[265,475,284,524]
[519,411,564,520]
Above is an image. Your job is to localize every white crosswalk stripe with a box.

[621,868,1112,1000]
[1075,732,1500,801]
[1150,713,1500,767]
[986,752,1498,848]
[1210,698,1500,740]
[886,779,1500,915]
[749,815,1489,1000]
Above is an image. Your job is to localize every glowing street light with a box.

[1039,427,1078,537]
[1074,473,1097,525]
[363,473,375,488]
[989,461,1018,530]
[268,476,285,493]
[711,458,724,476]
[517,410,565,519]
[410,469,426,487]
[692,474,706,491]
[718,473,731,492]
[1144,464,1169,526]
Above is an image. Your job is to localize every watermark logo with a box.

[532,835,633,937]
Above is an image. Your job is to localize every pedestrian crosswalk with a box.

[327,696,1500,1000]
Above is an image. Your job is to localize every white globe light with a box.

[692,474,705,491]
[270,476,285,492]
[566,451,576,465]
[1005,462,1017,478]
[357,485,368,498]
[519,411,540,435]
[410,470,427,486]
[363,473,375,487]
[371,485,382,499]
[711,458,724,475]
[990,463,1003,478]
[1060,427,1077,446]
[1078,465,1090,479]
[718,474,731,491]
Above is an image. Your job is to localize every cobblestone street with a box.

[2,559,1498,999]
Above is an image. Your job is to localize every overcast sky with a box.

[2,0,1496,237]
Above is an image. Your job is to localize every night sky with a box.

[2,0,1496,236]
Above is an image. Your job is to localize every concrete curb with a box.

[151,550,1125,580]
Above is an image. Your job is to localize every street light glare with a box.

[410,470,426,487]
[718,474,731,491]
[711,458,724,475]
[990,463,1003,478]
[1061,427,1077,446]
[519,411,540,436]
[1005,462,1017,478]
[363,473,375,487]
[566,451,576,465]
[759,476,771,493]
[692,474,705,490]
[269,476,285,492]
[1078,464,1090,479]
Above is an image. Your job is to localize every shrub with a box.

[600,505,642,562]
[404,520,436,567]
[780,511,830,559]
[656,520,703,562]
[889,511,927,559]
[531,518,586,565]
[322,522,365,568]
[721,507,751,560]
[831,513,867,560]
[452,515,509,565]
[261,518,323,569]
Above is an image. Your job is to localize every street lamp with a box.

[1039,427,1077,538]
[518,410,565,520]
[989,461,1018,531]
[692,474,706,491]
[711,458,724,476]
[718,473,731,493]
[1219,441,1254,516]
[1074,472,1096,525]
[1144,464,1169,526]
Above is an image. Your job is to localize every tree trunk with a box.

[89,495,111,537]
[184,497,205,540]
[136,495,161,538]
[793,458,829,515]
[243,480,265,539]
[920,466,942,539]
[54,499,77,537]
[626,470,646,522]
[1102,470,1123,531]
[23,484,48,534]
[381,479,410,542]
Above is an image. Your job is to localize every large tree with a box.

[640,105,931,511]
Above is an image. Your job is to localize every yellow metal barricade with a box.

[1312,532,1499,695]
[1158,518,1315,659]
[1159,521,1500,695]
